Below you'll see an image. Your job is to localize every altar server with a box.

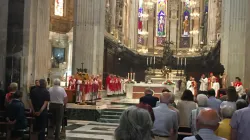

[199,74,208,94]
[211,76,220,97]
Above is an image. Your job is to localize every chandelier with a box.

[138,30,149,38]
[141,13,149,21]
[190,12,200,18]
[190,30,199,35]
[190,1,198,7]
[137,48,148,54]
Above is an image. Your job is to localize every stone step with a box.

[100,115,121,119]
[98,118,120,123]
[102,110,123,116]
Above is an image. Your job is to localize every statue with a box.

[183,15,189,36]
[161,66,171,79]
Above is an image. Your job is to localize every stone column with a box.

[110,0,116,34]
[129,0,138,49]
[73,0,105,75]
[21,0,50,107]
[22,0,50,87]
[221,0,250,87]
[0,0,8,86]
[148,10,154,48]
[207,0,217,44]
[170,1,178,46]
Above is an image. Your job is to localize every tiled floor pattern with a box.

[65,120,118,140]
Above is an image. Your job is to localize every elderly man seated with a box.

[152,92,178,140]
[190,94,208,135]
[184,108,226,140]
[215,105,235,139]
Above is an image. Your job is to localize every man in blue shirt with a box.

[183,108,226,140]
[230,91,250,140]
[207,89,222,112]
[152,92,178,139]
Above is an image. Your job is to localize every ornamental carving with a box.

[50,0,74,34]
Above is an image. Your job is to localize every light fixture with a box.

[190,30,199,35]
[190,12,200,18]
[190,1,198,7]
[141,13,149,21]
[138,30,149,38]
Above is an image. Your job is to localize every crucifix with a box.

[81,62,84,71]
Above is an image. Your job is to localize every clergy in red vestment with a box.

[106,74,112,95]
[68,76,75,90]
[92,78,99,100]
[208,72,214,90]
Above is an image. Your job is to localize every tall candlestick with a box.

[154,56,155,64]
[185,58,187,66]
[147,57,148,66]
[150,57,152,65]
[133,73,135,81]
[181,58,183,66]
[177,57,179,65]
[130,73,133,80]
[128,73,129,79]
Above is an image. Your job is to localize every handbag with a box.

[195,134,203,140]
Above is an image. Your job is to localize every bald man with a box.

[184,108,226,140]
[152,92,178,140]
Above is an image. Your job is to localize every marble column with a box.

[0,0,8,86]
[110,0,117,34]
[221,0,250,87]
[22,0,50,88]
[207,0,217,45]
[129,0,138,49]
[170,1,178,47]
[73,0,105,75]
[148,10,154,48]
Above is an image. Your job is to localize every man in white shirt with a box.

[199,74,208,95]
[49,79,68,140]
[187,76,193,90]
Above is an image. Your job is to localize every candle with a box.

[147,57,148,66]
[133,73,135,80]
[185,58,187,66]
[150,57,152,65]
[154,56,155,64]
[177,57,179,65]
[181,58,183,66]
[128,73,129,79]
[130,73,133,80]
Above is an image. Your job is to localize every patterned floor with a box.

[65,120,118,140]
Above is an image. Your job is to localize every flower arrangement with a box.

[163,80,175,85]
[125,79,135,84]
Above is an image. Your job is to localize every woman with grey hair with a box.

[190,94,208,135]
[115,106,153,140]
[215,106,235,139]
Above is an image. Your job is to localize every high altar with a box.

[125,68,176,99]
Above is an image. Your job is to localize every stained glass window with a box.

[182,0,191,37]
[138,0,143,32]
[55,0,64,16]
[156,0,167,37]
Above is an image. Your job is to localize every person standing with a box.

[199,74,208,95]
[140,89,159,108]
[183,108,226,140]
[152,92,178,140]
[30,80,40,93]
[230,91,250,140]
[49,79,68,140]
[29,79,50,140]
[5,82,18,107]
[211,77,220,97]
[207,89,222,113]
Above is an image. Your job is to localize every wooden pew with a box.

[0,122,14,140]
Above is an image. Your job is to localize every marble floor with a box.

[65,120,118,140]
